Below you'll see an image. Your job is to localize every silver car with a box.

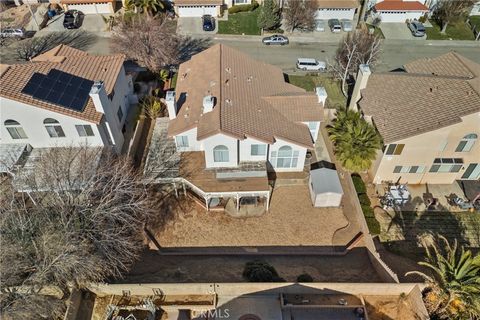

[341,20,353,32]
[315,20,325,32]
[408,21,426,37]
[262,35,289,45]
[0,28,25,39]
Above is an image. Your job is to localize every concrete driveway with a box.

[177,17,218,35]
[380,23,425,40]
[36,12,109,36]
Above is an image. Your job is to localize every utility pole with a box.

[26,2,40,31]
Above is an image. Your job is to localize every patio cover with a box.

[309,166,344,207]
[0,143,28,173]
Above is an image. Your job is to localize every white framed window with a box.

[44,118,65,138]
[213,145,229,162]
[251,144,266,156]
[176,136,189,148]
[455,133,477,152]
[271,146,299,168]
[4,119,27,139]
[429,158,463,173]
[235,0,247,4]
[75,125,94,137]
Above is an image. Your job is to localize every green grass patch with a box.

[171,72,178,89]
[469,16,480,31]
[351,174,367,194]
[365,217,381,235]
[350,174,381,235]
[218,9,261,35]
[425,20,475,40]
[286,74,346,109]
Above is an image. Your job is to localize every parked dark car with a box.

[328,19,342,33]
[202,15,215,31]
[63,10,81,29]
[262,34,289,45]
[408,20,425,37]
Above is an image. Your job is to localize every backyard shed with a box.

[309,166,344,207]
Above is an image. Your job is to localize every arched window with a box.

[43,118,65,138]
[213,145,229,162]
[455,133,477,152]
[4,119,27,139]
[271,146,299,168]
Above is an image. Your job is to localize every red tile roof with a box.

[375,0,428,11]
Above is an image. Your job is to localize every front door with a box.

[461,163,480,180]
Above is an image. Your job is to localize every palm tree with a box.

[406,235,480,320]
[327,108,382,172]
[135,0,164,16]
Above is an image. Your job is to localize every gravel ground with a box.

[119,248,382,283]
[152,185,349,247]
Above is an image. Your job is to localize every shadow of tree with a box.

[14,30,97,61]
[176,36,212,63]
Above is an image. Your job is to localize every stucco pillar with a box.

[236,193,240,211]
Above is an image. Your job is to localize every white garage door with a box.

[378,11,424,22]
[177,5,217,17]
[68,3,111,14]
[315,8,356,20]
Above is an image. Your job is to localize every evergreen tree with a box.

[257,0,281,31]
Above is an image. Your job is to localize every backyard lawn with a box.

[425,20,475,40]
[218,9,261,35]
[286,74,346,109]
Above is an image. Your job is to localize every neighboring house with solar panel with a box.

[144,44,328,213]
[0,45,135,164]
[349,52,480,184]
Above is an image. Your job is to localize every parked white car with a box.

[0,27,25,38]
[341,19,353,32]
[296,58,327,71]
[315,20,325,32]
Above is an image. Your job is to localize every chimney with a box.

[202,95,215,113]
[349,64,371,112]
[166,91,177,120]
[315,87,327,106]
[89,81,107,114]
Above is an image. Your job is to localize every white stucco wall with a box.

[302,121,320,143]
[174,127,203,152]
[0,97,104,148]
[269,138,307,172]
[315,8,356,20]
[239,137,269,162]
[202,133,239,168]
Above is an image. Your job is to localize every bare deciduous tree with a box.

[434,0,475,33]
[0,147,157,318]
[111,14,179,72]
[329,29,382,97]
[283,0,317,32]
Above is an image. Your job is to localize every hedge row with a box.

[228,0,259,14]
[351,174,380,236]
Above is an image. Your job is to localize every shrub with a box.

[418,15,427,23]
[297,273,314,282]
[358,193,371,207]
[361,205,374,217]
[365,216,381,235]
[228,1,258,14]
[351,174,366,194]
[243,260,281,282]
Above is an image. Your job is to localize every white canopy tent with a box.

[309,166,344,207]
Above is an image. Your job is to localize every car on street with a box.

[328,19,342,33]
[315,20,325,32]
[341,19,353,32]
[63,10,81,29]
[408,20,426,37]
[296,58,327,71]
[202,14,215,32]
[262,34,289,45]
[0,28,25,39]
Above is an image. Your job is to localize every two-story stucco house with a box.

[0,45,135,174]
[350,52,480,185]
[145,44,326,213]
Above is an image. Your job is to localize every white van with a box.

[296,58,327,71]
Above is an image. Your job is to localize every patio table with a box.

[389,186,410,205]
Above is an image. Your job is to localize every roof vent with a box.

[225,67,231,73]
[225,79,229,86]
[225,98,232,106]
[247,76,253,82]
[203,95,215,113]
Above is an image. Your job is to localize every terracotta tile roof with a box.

[359,52,480,144]
[169,44,323,148]
[316,0,358,9]
[174,0,223,5]
[0,45,125,124]
[375,0,428,11]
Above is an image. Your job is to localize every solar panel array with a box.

[21,69,94,112]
